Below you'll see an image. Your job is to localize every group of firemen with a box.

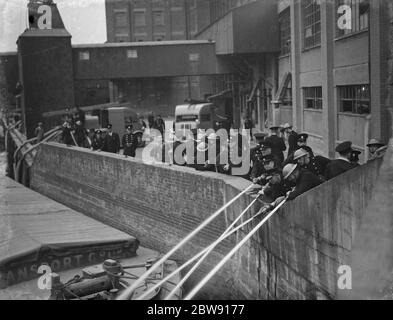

[59,106,140,157]
[247,123,388,207]
[62,122,140,158]
[57,111,388,207]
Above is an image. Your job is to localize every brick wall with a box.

[30,142,382,299]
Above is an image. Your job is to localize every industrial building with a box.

[0,0,391,160]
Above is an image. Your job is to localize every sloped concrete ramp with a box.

[0,177,139,289]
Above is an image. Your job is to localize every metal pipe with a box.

[184,198,287,300]
[137,197,265,300]
[164,197,260,300]
[117,183,256,300]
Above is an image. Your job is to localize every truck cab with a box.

[175,102,229,139]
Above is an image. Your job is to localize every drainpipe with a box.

[185,0,192,99]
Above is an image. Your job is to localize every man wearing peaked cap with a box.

[250,132,267,164]
[265,126,287,164]
[283,123,298,157]
[297,133,309,147]
[325,141,357,180]
[122,125,138,157]
[92,129,104,151]
[350,150,362,167]
[102,124,121,154]
[254,132,267,141]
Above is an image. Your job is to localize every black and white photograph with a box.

[0,0,392,308]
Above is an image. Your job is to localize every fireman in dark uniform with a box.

[283,123,298,157]
[265,126,286,164]
[293,148,330,182]
[258,168,290,203]
[350,149,362,167]
[122,125,138,158]
[283,163,322,201]
[92,130,104,151]
[325,141,357,180]
[284,133,311,165]
[251,154,281,186]
[250,132,267,164]
[102,124,120,154]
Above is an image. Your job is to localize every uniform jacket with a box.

[103,132,120,153]
[303,155,331,181]
[287,169,322,201]
[61,126,74,146]
[250,155,282,183]
[325,158,356,180]
[265,135,286,164]
[287,131,299,157]
[122,133,138,157]
[92,136,104,150]
[251,144,264,164]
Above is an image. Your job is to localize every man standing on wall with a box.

[102,124,120,154]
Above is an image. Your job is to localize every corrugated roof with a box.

[19,28,71,38]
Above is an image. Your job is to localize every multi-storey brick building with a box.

[274,0,390,159]
[105,0,256,43]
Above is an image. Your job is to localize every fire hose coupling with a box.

[103,259,123,274]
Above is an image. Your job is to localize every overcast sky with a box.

[0,0,107,52]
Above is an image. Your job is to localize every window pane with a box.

[134,12,146,27]
[338,85,370,114]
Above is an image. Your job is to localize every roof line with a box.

[0,51,18,56]
[72,40,215,49]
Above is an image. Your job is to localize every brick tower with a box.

[17,0,75,137]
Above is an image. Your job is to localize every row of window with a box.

[79,51,200,62]
[283,85,370,115]
[279,0,370,54]
[115,9,184,28]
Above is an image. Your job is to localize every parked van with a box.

[175,102,229,139]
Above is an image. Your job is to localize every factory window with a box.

[114,12,127,27]
[304,87,322,110]
[154,35,165,41]
[336,0,369,37]
[189,53,200,62]
[134,11,146,27]
[303,0,321,49]
[338,85,370,114]
[127,50,138,58]
[171,9,185,31]
[79,51,90,61]
[279,8,291,56]
[153,11,165,26]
